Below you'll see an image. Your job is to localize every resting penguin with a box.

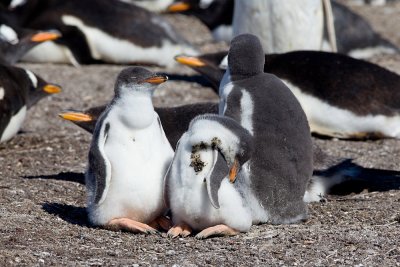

[85,66,174,233]
[0,65,61,142]
[0,22,61,64]
[175,50,400,139]
[165,34,313,238]
[7,0,198,66]
[168,0,399,58]
[59,102,218,148]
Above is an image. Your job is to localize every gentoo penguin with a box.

[7,0,197,66]
[120,0,175,13]
[0,65,61,142]
[166,34,313,238]
[169,0,399,58]
[86,66,174,233]
[175,50,400,139]
[59,102,218,147]
[0,22,61,64]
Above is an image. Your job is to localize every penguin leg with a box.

[167,222,192,238]
[149,216,172,231]
[195,224,239,239]
[106,218,159,234]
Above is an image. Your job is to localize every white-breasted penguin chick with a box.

[8,0,198,66]
[85,67,174,233]
[166,34,313,238]
[0,65,61,142]
[165,114,255,239]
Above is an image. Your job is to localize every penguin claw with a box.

[195,224,239,239]
[167,223,192,238]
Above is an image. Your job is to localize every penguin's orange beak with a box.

[31,31,61,42]
[59,111,93,122]
[43,84,62,94]
[175,55,206,67]
[143,75,168,84]
[228,158,239,183]
[167,2,191,12]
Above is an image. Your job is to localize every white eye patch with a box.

[0,24,19,45]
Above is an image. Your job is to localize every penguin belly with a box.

[0,106,27,143]
[21,41,79,66]
[91,118,173,225]
[61,15,197,67]
[169,133,252,232]
[282,79,400,139]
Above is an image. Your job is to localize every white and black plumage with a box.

[169,0,399,58]
[6,0,198,66]
[86,67,174,233]
[0,21,60,64]
[175,49,400,140]
[165,34,313,238]
[0,65,61,142]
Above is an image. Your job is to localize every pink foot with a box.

[196,224,239,239]
[106,218,159,234]
[167,222,192,238]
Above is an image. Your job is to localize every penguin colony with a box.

[0,0,399,240]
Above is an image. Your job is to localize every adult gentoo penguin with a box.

[169,0,399,58]
[175,50,400,139]
[0,65,61,142]
[0,22,61,64]
[86,66,174,233]
[165,34,313,238]
[59,102,218,147]
[7,0,198,66]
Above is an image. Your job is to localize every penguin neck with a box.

[112,90,155,129]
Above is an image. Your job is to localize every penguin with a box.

[165,34,313,238]
[175,50,400,140]
[0,65,61,142]
[59,102,218,147]
[0,22,61,64]
[120,0,175,13]
[86,66,174,233]
[168,0,399,58]
[6,0,198,66]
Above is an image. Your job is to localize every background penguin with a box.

[86,66,174,233]
[165,114,254,239]
[165,34,313,239]
[59,102,218,148]
[0,65,61,142]
[0,22,61,64]
[121,0,175,13]
[5,0,198,66]
[175,50,400,139]
[168,0,399,58]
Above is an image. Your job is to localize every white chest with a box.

[1,106,27,143]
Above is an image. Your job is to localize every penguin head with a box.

[228,34,265,80]
[59,105,104,133]
[0,23,61,64]
[21,68,61,108]
[114,66,168,96]
[188,114,253,208]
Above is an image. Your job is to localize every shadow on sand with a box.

[42,202,90,227]
[23,172,85,185]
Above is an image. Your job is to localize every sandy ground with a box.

[0,2,400,266]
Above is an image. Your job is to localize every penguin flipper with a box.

[163,139,181,209]
[205,148,230,209]
[87,120,112,205]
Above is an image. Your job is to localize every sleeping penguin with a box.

[175,50,400,140]
[164,34,313,238]
[0,65,61,142]
[6,0,198,66]
[85,66,174,233]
